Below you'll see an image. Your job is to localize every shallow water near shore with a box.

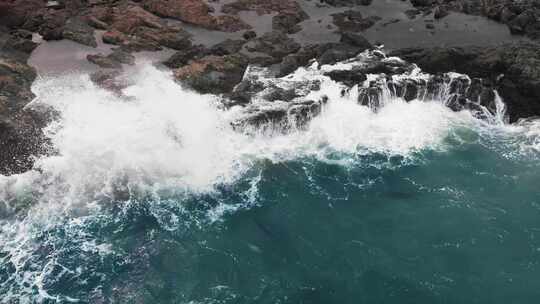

[1,63,540,303]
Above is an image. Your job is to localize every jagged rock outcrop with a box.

[226,48,518,132]
[227,66,326,132]
[391,42,540,122]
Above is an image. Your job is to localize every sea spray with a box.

[1,54,539,301]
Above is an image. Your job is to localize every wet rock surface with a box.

[227,49,510,132]
[391,42,540,122]
[0,28,50,175]
[332,10,381,32]
[173,54,250,94]
[409,0,540,40]
[143,0,250,32]
[63,17,97,47]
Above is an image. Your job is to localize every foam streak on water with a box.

[0,60,539,302]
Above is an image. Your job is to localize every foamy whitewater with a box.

[1,59,540,303]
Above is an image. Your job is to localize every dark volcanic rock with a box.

[272,13,304,34]
[320,0,373,7]
[87,53,122,69]
[324,69,367,87]
[391,42,540,122]
[89,69,127,93]
[0,56,49,175]
[410,0,433,7]
[107,49,136,65]
[332,10,381,32]
[37,10,69,41]
[227,65,326,131]
[108,4,164,34]
[86,16,108,30]
[87,49,136,69]
[143,0,250,32]
[222,0,307,17]
[102,30,127,45]
[408,0,540,41]
[404,9,421,19]
[1,29,38,61]
[233,99,323,132]
[340,32,372,49]
[433,5,449,19]
[174,54,249,94]
[210,39,246,56]
[317,43,362,65]
[133,26,192,50]
[245,31,301,59]
[63,17,97,47]
[243,30,257,40]
[163,45,210,69]
[222,0,308,34]
[276,45,319,76]
[0,0,45,28]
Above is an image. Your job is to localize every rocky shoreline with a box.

[1,0,540,175]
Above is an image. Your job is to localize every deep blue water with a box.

[2,130,540,303]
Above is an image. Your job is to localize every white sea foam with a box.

[1,58,539,302]
[4,63,487,203]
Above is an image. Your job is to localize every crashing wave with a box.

[0,50,539,302]
[227,50,508,132]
